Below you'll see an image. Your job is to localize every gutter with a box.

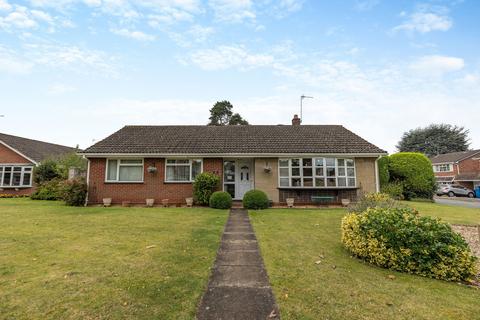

[78,152,388,158]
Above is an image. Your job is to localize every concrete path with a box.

[197,209,280,320]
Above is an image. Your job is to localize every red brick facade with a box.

[87,158,223,205]
[0,143,35,195]
[433,154,480,189]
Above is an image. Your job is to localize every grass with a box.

[406,201,480,225]
[250,203,480,320]
[0,198,228,320]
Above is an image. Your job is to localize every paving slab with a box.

[196,208,280,320]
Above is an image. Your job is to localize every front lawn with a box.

[406,200,480,225]
[0,199,227,320]
[250,205,479,319]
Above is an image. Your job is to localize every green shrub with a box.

[209,191,232,209]
[193,172,220,205]
[381,182,404,200]
[388,152,436,200]
[33,160,61,184]
[63,179,87,206]
[243,189,269,210]
[31,178,64,200]
[348,192,404,213]
[341,207,477,282]
[378,156,390,187]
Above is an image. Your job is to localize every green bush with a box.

[33,160,61,185]
[378,156,390,187]
[243,189,269,210]
[63,179,87,206]
[209,191,232,209]
[193,172,220,205]
[381,182,404,200]
[388,152,436,200]
[349,192,404,213]
[31,178,64,200]
[341,207,477,282]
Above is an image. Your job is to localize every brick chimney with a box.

[292,114,301,126]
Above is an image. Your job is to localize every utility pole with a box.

[300,95,313,123]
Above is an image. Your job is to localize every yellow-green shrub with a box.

[341,207,477,282]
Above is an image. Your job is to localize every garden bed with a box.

[452,224,480,281]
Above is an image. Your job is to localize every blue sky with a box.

[0,0,479,152]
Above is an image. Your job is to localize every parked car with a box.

[436,184,476,198]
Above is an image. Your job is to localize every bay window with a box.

[165,159,202,182]
[279,158,356,188]
[0,166,33,187]
[106,159,144,182]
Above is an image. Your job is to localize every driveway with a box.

[434,197,480,209]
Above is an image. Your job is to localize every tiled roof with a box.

[83,125,386,155]
[430,150,480,164]
[0,133,78,163]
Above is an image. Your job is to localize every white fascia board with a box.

[79,152,388,158]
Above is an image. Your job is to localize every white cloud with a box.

[0,0,11,11]
[187,45,274,70]
[208,0,255,23]
[47,83,77,95]
[111,28,156,41]
[354,0,380,11]
[409,55,464,76]
[393,6,452,33]
[0,6,37,29]
[25,43,118,76]
[0,46,33,74]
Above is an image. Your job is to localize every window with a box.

[433,164,452,172]
[278,158,356,188]
[0,166,33,187]
[106,159,143,182]
[165,159,202,182]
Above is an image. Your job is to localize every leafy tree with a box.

[57,152,87,179]
[33,160,61,184]
[208,100,249,126]
[397,124,470,157]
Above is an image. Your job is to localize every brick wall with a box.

[254,158,279,202]
[87,157,223,205]
[0,143,35,195]
[458,158,480,174]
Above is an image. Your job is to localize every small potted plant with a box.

[146,198,155,207]
[147,166,157,173]
[103,198,112,207]
[161,199,169,207]
[341,198,351,207]
[286,198,295,208]
[185,197,193,207]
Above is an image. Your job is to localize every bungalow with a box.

[80,115,387,205]
[0,133,78,195]
[430,149,480,190]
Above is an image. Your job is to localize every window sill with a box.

[164,181,193,184]
[104,181,144,184]
[278,186,358,190]
[0,186,32,189]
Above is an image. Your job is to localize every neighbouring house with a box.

[430,150,480,190]
[0,133,78,195]
[80,115,387,205]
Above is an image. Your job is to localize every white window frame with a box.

[278,158,356,188]
[433,164,452,172]
[165,159,203,183]
[105,159,144,183]
[0,165,34,188]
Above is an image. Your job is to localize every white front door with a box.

[236,159,253,199]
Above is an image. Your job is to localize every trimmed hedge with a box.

[342,207,477,282]
[193,172,220,205]
[243,189,269,210]
[388,152,436,200]
[377,156,390,188]
[380,181,404,200]
[209,191,232,209]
